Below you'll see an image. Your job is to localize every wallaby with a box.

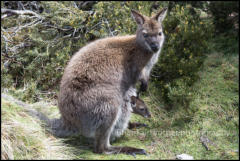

[130,96,151,118]
[58,8,167,155]
[128,95,151,130]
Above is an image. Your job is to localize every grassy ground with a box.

[1,52,239,159]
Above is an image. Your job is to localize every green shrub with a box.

[208,1,239,33]
[151,4,213,107]
[207,2,239,55]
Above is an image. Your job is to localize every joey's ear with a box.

[131,9,145,25]
[130,96,136,104]
[153,7,168,23]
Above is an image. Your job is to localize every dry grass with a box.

[1,99,75,160]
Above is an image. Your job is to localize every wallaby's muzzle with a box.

[144,112,151,118]
[150,43,159,52]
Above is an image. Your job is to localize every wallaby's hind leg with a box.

[93,100,147,156]
[94,123,114,154]
[93,100,120,154]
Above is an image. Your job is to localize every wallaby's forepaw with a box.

[140,81,148,92]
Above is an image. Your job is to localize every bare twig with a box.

[17,1,25,10]
[1,14,8,19]
[1,8,42,19]
[43,23,74,32]
[85,21,102,34]
[8,42,31,54]
[14,18,42,33]
[103,18,114,36]
[1,34,9,53]
[72,2,79,9]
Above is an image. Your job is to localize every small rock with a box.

[233,149,239,153]
[176,154,194,160]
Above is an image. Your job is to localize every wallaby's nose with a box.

[148,113,151,118]
[150,43,159,52]
[145,113,151,118]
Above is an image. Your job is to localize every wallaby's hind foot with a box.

[103,146,147,156]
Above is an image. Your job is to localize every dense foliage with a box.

[208,1,239,55]
[151,4,212,107]
[208,1,239,33]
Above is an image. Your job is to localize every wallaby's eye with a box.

[143,32,148,38]
[158,32,162,36]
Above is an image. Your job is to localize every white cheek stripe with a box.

[144,41,153,52]
[158,34,165,54]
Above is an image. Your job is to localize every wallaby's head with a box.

[131,8,168,53]
[131,96,151,118]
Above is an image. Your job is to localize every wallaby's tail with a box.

[1,93,78,138]
[49,118,79,137]
[2,93,51,124]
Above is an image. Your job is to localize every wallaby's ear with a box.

[153,7,168,23]
[131,9,145,25]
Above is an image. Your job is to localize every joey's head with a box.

[131,8,168,53]
[131,96,151,118]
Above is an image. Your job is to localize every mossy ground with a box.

[1,52,239,159]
